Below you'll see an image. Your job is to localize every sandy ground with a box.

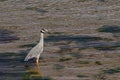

[0,0,120,80]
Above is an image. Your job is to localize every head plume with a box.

[41,29,48,33]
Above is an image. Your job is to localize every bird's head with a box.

[40,28,48,33]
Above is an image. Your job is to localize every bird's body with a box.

[24,29,48,65]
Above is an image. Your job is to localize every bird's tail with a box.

[24,55,31,61]
[24,53,34,61]
[24,57,28,61]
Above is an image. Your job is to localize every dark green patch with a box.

[45,35,104,42]
[59,58,72,62]
[97,25,120,33]
[37,9,48,13]
[94,46,117,50]
[30,76,43,80]
[31,76,53,80]
[25,7,38,10]
[77,75,88,78]
[98,0,105,2]
[54,64,65,70]
[103,68,120,74]
[95,61,102,65]
[75,61,90,64]
[76,0,89,2]
[29,71,39,75]
[94,42,120,50]
[52,32,65,35]
[23,73,31,80]
[19,43,36,48]
[102,38,113,41]
[69,53,82,58]
[25,7,48,13]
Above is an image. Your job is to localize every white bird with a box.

[24,29,48,65]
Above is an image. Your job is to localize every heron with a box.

[24,29,48,65]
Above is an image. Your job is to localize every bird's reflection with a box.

[24,63,43,79]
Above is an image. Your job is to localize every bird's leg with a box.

[36,58,39,65]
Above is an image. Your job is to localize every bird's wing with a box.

[24,44,43,61]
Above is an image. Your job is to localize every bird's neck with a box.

[39,33,44,42]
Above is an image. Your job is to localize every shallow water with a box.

[0,29,19,44]
[0,0,120,80]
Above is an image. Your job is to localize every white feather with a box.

[24,33,44,61]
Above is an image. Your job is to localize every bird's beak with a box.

[47,31,51,34]
[46,29,51,34]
